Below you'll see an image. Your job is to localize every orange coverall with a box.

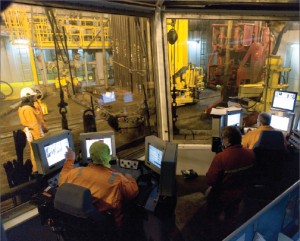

[34,100,48,132]
[242,125,274,149]
[18,104,47,172]
[58,158,139,227]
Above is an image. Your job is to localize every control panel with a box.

[119,159,140,170]
[288,130,300,150]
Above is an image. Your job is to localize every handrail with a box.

[224,180,300,241]
[0,179,39,203]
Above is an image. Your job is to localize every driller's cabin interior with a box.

[0,1,299,241]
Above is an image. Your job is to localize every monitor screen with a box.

[31,130,74,175]
[144,136,166,175]
[102,91,116,103]
[148,144,164,170]
[123,92,133,103]
[44,138,69,167]
[271,90,298,112]
[80,130,116,163]
[226,111,242,127]
[270,115,290,132]
[86,138,113,158]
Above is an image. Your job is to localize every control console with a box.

[119,159,140,170]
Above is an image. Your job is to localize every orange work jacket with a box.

[58,158,139,226]
[34,101,48,131]
[18,105,44,140]
[242,125,274,149]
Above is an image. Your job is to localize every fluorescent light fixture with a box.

[15,39,29,44]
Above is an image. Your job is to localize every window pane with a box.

[166,19,299,141]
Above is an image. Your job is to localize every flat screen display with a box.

[79,131,116,163]
[123,92,133,103]
[44,138,70,166]
[148,144,164,169]
[270,115,290,132]
[271,90,298,112]
[86,137,113,158]
[102,91,116,103]
[31,130,74,175]
[227,112,241,126]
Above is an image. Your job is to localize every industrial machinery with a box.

[207,20,292,112]
[171,63,205,106]
[168,19,205,107]
[2,5,152,133]
[208,21,274,88]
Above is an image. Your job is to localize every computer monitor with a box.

[144,135,178,197]
[80,130,116,163]
[102,91,116,103]
[31,130,74,176]
[123,91,133,103]
[270,114,294,133]
[271,90,298,112]
[98,91,116,105]
[145,136,165,175]
[226,110,242,127]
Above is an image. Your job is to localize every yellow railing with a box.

[2,7,111,48]
[2,8,31,43]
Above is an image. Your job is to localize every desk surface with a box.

[176,175,209,197]
[113,162,209,197]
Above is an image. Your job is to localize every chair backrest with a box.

[252,130,286,195]
[54,183,97,219]
[253,130,285,150]
[53,183,116,241]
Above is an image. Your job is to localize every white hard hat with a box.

[20,87,37,98]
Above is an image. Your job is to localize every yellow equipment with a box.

[172,64,205,106]
[37,99,48,115]
[239,55,291,112]
[55,76,79,89]
[168,19,205,106]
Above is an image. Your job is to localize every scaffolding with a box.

[2,7,111,49]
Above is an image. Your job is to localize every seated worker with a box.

[242,112,274,149]
[58,142,139,228]
[206,126,255,219]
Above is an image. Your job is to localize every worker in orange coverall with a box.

[59,142,139,228]
[18,87,48,172]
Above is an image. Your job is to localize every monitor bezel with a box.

[144,135,166,175]
[271,90,298,112]
[79,130,116,163]
[32,130,74,176]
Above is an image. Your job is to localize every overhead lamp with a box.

[15,39,29,45]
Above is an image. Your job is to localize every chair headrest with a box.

[253,130,285,150]
[54,183,96,218]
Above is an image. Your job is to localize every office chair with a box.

[249,130,287,200]
[52,183,118,241]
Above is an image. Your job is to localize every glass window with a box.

[0,3,156,212]
[165,18,299,142]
